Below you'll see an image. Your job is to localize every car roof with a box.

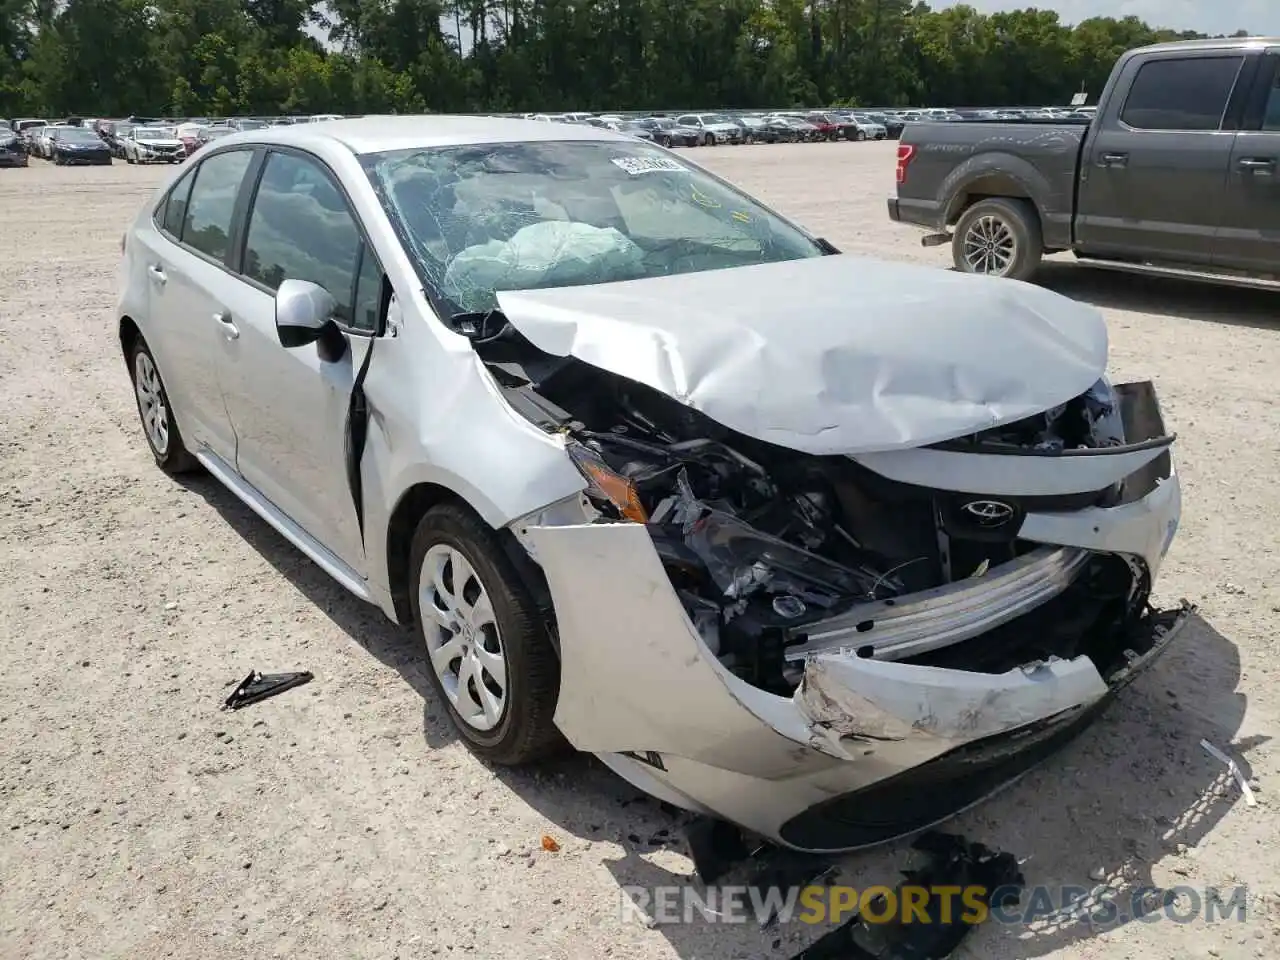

[208,115,634,156]
[1135,36,1280,55]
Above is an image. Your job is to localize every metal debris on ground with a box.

[789,831,1025,960]
[1200,739,1257,807]
[222,669,314,710]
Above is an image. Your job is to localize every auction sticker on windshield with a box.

[611,156,687,175]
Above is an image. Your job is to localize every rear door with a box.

[1075,51,1247,265]
[143,148,256,462]
[214,147,385,572]
[1217,50,1280,272]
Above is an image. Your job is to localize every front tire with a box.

[410,503,564,766]
[128,338,201,474]
[952,197,1044,282]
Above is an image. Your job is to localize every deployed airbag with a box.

[444,221,644,313]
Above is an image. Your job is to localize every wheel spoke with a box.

[475,670,503,727]
[454,655,483,719]
[430,634,465,674]
[450,552,479,604]
[464,592,495,632]
[475,643,506,692]
[428,553,457,611]
[422,600,456,631]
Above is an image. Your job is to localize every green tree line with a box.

[0,0,1241,118]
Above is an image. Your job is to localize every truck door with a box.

[1217,51,1280,273]
[1076,51,1247,266]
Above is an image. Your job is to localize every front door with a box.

[214,148,385,572]
[1217,52,1280,272]
[1075,52,1244,266]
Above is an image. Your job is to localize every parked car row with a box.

[2,103,1095,175]
[8,121,113,165]
[526,110,899,144]
[5,115,289,167]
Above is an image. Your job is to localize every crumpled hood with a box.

[496,254,1108,455]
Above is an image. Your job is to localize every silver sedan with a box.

[117,118,1188,851]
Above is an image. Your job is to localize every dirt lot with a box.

[2,141,1279,960]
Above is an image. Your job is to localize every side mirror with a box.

[275,278,336,346]
[275,279,347,361]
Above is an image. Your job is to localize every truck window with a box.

[1121,56,1244,131]
[1264,70,1280,131]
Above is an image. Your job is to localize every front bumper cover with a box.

[523,387,1185,851]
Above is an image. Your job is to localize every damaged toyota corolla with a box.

[118,118,1191,853]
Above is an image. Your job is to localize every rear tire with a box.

[409,503,565,766]
[952,197,1044,282]
[128,338,202,474]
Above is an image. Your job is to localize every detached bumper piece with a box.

[780,601,1194,851]
[792,831,1024,960]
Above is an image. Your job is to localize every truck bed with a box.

[890,121,1087,251]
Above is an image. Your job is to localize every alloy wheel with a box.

[962,215,1018,276]
[419,543,508,732]
[133,351,170,456]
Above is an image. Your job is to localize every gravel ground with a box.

[2,142,1278,960]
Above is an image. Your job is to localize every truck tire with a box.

[953,197,1043,282]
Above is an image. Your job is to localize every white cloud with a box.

[930,0,1280,36]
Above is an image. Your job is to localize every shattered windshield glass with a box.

[361,140,825,318]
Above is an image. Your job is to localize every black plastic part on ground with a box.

[223,669,314,710]
[790,831,1025,960]
[685,817,752,885]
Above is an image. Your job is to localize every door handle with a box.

[1238,157,1275,174]
[1098,152,1128,168]
[213,311,239,340]
[147,264,167,285]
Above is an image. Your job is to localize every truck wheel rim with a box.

[963,215,1017,275]
[420,544,508,732]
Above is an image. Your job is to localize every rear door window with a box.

[1263,66,1280,131]
[181,149,254,262]
[1121,56,1244,131]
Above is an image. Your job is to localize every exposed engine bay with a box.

[472,316,1152,696]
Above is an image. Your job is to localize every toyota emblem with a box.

[961,499,1015,527]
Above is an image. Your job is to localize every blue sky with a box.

[931,0,1280,35]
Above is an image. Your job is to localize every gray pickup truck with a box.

[888,37,1280,287]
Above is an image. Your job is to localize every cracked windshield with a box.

[362,140,825,317]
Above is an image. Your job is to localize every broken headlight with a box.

[566,440,649,523]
